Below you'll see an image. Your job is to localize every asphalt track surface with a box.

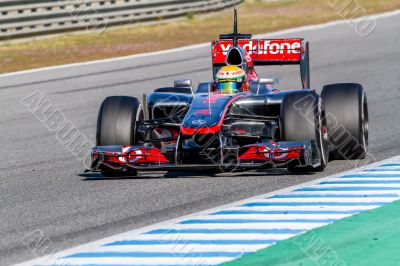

[1,12,400,265]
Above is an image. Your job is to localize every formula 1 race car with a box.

[90,10,368,176]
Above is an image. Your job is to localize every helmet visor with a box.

[216,81,242,94]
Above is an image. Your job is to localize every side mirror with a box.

[196,82,212,93]
[174,79,192,88]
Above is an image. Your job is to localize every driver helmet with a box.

[215,66,247,94]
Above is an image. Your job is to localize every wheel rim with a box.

[133,105,144,145]
[361,94,369,149]
[318,100,329,167]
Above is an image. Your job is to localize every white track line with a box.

[126,233,295,241]
[51,257,230,265]
[186,213,352,220]
[2,9,400,78]
[92,244,269,253]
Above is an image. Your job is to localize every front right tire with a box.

[96,96,143,177]
[280,90,329,173]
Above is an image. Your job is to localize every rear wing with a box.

[212,38,310,89]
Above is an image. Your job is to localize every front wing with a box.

[90,140,322,172]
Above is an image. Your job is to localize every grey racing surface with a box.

[1,13,400,265]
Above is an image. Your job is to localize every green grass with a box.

[223,200,400,266]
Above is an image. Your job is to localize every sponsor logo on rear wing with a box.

[212,38,304,64]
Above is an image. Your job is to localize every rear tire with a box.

[280,91,329,173]
[321,83,368,160]
[96,96,143,176]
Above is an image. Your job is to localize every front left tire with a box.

[280,90,329,172]
[321,83,368,160]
